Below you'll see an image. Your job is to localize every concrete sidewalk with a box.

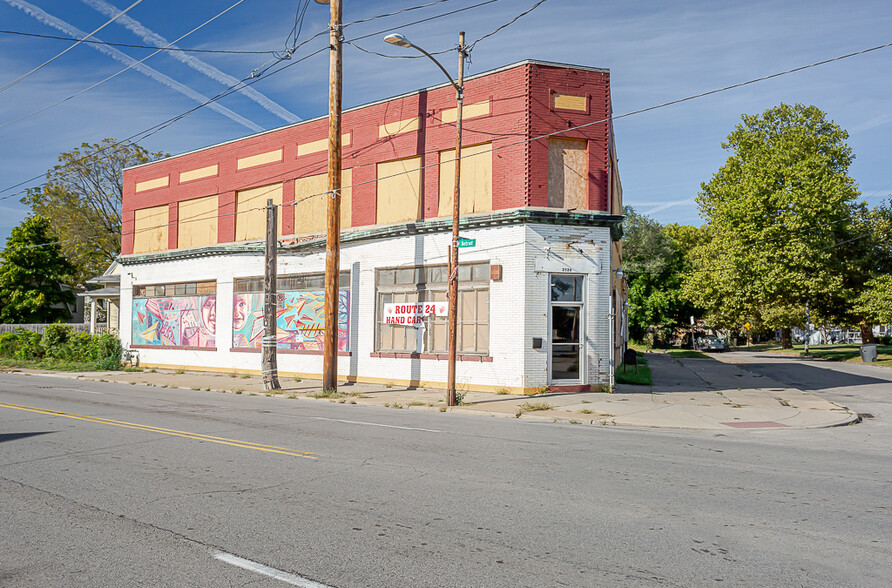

[9,352,858,430]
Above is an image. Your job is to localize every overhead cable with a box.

[0,0,144,94]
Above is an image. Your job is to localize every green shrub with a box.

[15,330,44,361]
[0,327,120,369]
[41,324,75,356]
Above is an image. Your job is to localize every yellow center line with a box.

[0,402,317,460]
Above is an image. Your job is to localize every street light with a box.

[385,32,466,407]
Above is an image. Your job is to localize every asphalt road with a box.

[1,357,890,587]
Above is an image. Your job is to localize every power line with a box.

[4,13,891,216]
[0,0,251,131]
[0,0,506,199]
[0,28,278,54]
[466,0,550,51]
[0,0,144,94]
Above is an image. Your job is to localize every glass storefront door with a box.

[549,274,584,383]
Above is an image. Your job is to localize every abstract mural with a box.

[132,295,216,348]
[232,290,349,351]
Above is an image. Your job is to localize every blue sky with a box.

[0,0,889,242]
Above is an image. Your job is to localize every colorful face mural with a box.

[232,290,349,351]
[133,295,217,348]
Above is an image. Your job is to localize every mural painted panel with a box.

[233,290,350,351]
[132,295,216,348]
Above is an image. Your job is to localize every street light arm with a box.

[384,34,463,98]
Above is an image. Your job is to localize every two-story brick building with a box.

[118,60,626,393]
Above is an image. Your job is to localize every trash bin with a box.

[860,343,878,363]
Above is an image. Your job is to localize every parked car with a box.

[697,336,729,352]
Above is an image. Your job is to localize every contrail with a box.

[82,0,300,123]
[3,0,263,132]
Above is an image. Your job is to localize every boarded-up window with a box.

[133,205,169,253]
[235,183,283,241]
[177,195,218,249]
[438,142,492,217]
[376,157,421,224]
[548,138,588,209]
[293,169,352,236]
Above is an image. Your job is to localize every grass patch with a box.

[310,389,345,399]
[518,401,554,413]
[614,354,652,386]
[0,357,116,372]
[765,343,892,367]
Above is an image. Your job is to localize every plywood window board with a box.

[548,137,588,209]
[293,169,352,235]
[552,93,588,112]
[177,195,218,248]
[133,204,169,253]
[438,142,493,217]
[235,183,283,241]
[376,157,422,224]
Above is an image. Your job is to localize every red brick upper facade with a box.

[121,60,617,255]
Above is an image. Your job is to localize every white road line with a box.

[213,552,330,587]
[311,416,441,433]
[60,388,103,395]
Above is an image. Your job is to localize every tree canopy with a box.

[22,139,166,284]
[622,206,702,340]
[683,103,861,340]
[0,215,76,323]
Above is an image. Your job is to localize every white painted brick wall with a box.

[120,221,613,390]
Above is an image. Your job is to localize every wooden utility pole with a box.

[446,32,466,407]
[262,199,281,390]
[322,0,343,392]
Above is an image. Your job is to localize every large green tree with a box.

[0,215,76,323]
[22,139,166,284]
[623,206,701,341]
[684,103,861,346]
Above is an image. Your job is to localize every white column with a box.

[90,298,97,335]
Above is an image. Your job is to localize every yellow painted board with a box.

[376,157,421,224]
[133,204,169,253]
[235,183,283,240]
[297,133,352,157]
[177,195,218,248]
[135,176,169,193]
[179,164,218,183]
[236,149,283,170]
[438,142,493,217]
[292,169,352,236]
[553,93,588,111]
[378,117,419,138]
[441,100,490,124]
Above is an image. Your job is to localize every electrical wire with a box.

[0,28,278,54]
[0,0,250,131]
[466,0,550,51]
[0,0,144,94]
[0,0,506,199]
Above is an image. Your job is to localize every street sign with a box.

[456,237,476,248]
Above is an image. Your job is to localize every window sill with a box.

[370,352,492,362]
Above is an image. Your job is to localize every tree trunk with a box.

[781,327,793,349]
[860,323,875,344]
